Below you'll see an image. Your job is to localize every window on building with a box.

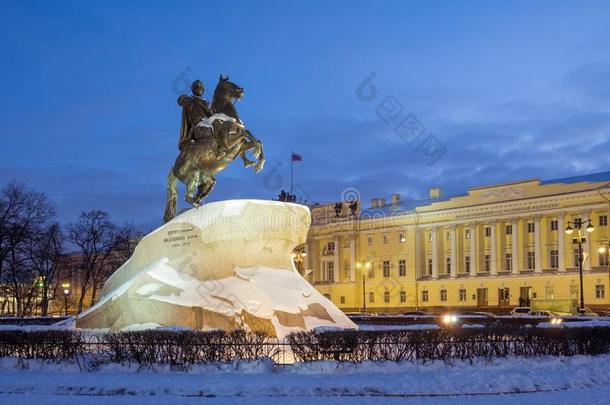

[574,248,581,268]
[400,290,406,302]
[369,292,375,303]
[485,227,491,237]
[326,262,335,282]
[368,266,375,278]
[440,289,447,302]
[596,284,605,299]
[399,259,407,277]
[459,289,467,302]
[570,285,579,299]
[327,241,335,252]
[506,224,512,235]
[384,290,390,303]
[599,250,609,267]
[550,250,559,269]
[600,215,608,227]
[505,253,512,271]
[550,219,558,231]
[383,260,390,277]
[464,256,471,273]
[465,229,471,239]
[484,255,491,272]
[340,296,345,304]
[367,236,374,246]
[445,257,451,273]
[527,251,535,270]
[323,293,331,300]
[383,234,389,245]
[544,285,554,300]
[427,258,433,275]
[399,233,406,243]
[528,222,535,233]
[422,290,429,302]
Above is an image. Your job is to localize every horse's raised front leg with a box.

[184,177,200,207]
[253,141,265,173]
[240,149,256,168]
[193,175,216,206]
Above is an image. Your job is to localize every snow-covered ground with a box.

[0,355,608,404]
[2,390,610,405]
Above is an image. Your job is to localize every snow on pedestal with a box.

[76,200,356,338]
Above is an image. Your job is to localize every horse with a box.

[163,75,265,223]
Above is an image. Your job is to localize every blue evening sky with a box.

[2,0,610,228]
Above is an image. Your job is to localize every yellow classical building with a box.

[303,172,610,314]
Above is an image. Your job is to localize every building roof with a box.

[357,170,610,219]
[540,170,610,186]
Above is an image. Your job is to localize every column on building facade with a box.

[349,235,356,282]
[583,212,592,271]
[557,213,566,272]
[415,227,423,278]
[490,221,498,276]
[431,227,439,279]
[305,240,313,274]
[511,219,520,275]
[313,239,321,283]
[469,223,478,277]
[534,216,542,273]
[450,226,457,278]
[333,236,340,282]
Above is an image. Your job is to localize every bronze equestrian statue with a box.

[163,75,265,223]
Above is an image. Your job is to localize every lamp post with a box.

[61,282,71,316]
[565,218,595,312]
[356,261,371,313]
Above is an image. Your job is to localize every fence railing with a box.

[0,327,609,369]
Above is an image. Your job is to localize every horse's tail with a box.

[163,167,178,223]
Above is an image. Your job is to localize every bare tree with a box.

[0,182,56,316]
[90,223,137,306]
[26,223,64,316]
[66,211,135,313]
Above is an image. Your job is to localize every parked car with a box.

[529,310,555,317]
[401,311,429,316]
[577,307,599,317]
[465,311,497,319]
[510,307,531,317]
[439,311,498,327]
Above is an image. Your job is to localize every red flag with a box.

[291,152,302,162]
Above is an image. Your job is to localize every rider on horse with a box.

[177,80,213,151]
[164,75,265,223]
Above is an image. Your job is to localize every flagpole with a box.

[290,150,293,194]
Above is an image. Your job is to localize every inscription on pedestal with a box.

[163,227,199,248]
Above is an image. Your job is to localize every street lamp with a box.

[565,218,594,312]
[356,261,372,313]
[61,282,70,316]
